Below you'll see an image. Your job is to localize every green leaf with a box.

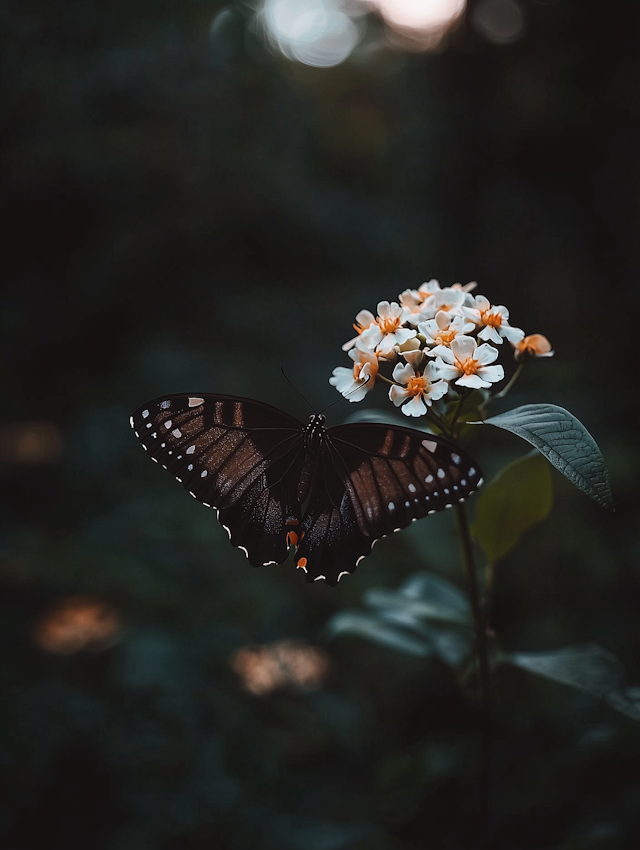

[474,404,613,510]
[364,572,471,629]
[472,452,553,563]
[503,644,640,723]
[324,610,432,657]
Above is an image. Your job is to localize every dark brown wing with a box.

[294,423,482,585]
[130,394,305,567]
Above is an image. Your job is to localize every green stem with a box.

[494,362,523,399]
[455,502,492,841]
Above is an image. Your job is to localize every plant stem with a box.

[494,363,523,398]
[455,501,492,842]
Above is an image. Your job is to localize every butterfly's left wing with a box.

[130,394,306,568]
[294,423,482,585]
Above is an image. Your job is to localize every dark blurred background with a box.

[1,1,639,848]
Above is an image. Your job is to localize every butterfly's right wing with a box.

[130,394,306,567]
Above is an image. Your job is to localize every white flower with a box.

[329,341,379,402]
[388,350,449,417]
[373,300,416,352]
[342,309,381,352]
[417,278,477,300]
[417,287,468,321]
[434,336,504,389]
[462,295,524,345]
[418,311,476,354]
[398,288,430,326]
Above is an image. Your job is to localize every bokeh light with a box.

[230,639,330,696]
[32,596,122,655]
[472,0,526,45]
[366,0,466,50]
[0,421,62,465]
[260,0,362,68]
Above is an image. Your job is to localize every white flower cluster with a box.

[330,279,552,418]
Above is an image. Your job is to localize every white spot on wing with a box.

[356,556,366,565]
[422,439,437,453]
[314,575,325,582]
[469,467,476,477]
[425,474,434,484]
[142,409,149,418]
[160,400,171,409]
[187,464,193,471]
[437,468,445,479]
[478,477,484,486]
[186,445,196,454]
[164,420,172,429]
[452,453,461,465]
[408,483,416,493]
[172,428,182,438]
[388,501,395,511]
[146,423,152,428]
[461,479,466,487]
[222,524,232,539]
[188,397,205,407]
[405,501,410,507]
[238,545,249,558]
[129,416,135,428]
[201,470,208,478]
[337,571,349,581]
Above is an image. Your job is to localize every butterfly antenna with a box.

[280,367,317,414]
[320,375,371,414]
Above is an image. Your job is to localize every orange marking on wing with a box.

[285,519,299,526]
[297,557,308,569]
[286,531,299,547]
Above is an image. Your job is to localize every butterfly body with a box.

[131,394,483,585]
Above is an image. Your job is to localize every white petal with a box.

[402,395,428,417]
[392,362,415,384]
[377,301,391,318]
[478,326,503,345]
[451,335,476,360]
[477,364,504,383]
[395,328,417,345]
[432,346,456,365]
[435,310,450,330]
[428,379,449,401]
[359,325,383,348]
[475,295,490,310]
[455,374,488,389]
[355,309,376,327]
[342,336,359,352]
[433,358,460,381]
[397,337,420,353]
[403,349,425,370]
[462,306,481,324]
[428,344,454,359]
[475,343,499,365]
[389,385,410,406]
[501,325,525,343]
[329,367,357,394]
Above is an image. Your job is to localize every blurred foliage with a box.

[473,449,553,564]
[1,0,640,848]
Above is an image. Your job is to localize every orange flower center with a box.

[377,316,402,334]
[480,308,502,328]
[435,329,457,345]
[406,374,428,396]
[456,357,479,376]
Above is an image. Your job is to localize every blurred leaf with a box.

[324,610,432,657]
[473,404,613,510]
[365,572,471,628]
[504,644,640,723]
[472,451,553,563]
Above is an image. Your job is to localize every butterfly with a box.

[130,394,483,585]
